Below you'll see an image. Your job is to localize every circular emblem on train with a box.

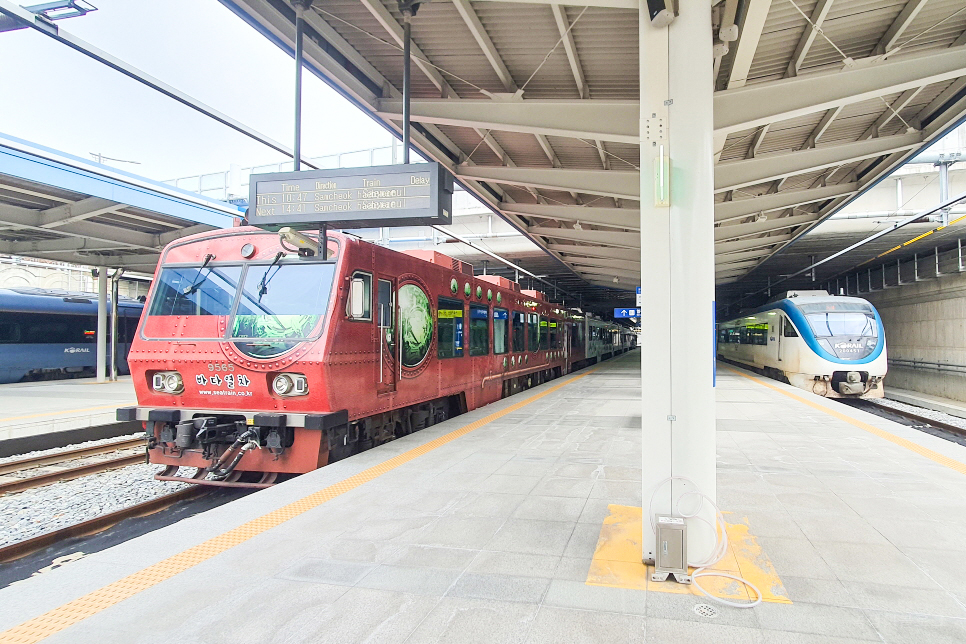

[398,283,433,369]
[476,285,483,299]
[487,289,492,302]
[464,283,471,297]
[450,278,458,294]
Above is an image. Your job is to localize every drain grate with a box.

[693,603,718,618]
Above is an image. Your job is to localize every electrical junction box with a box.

[651,514,691,584]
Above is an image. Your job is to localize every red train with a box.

[118,227,635,487]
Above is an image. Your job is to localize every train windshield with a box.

[145,261,336,354]
[231,263,336,358]
[804,312,878,338]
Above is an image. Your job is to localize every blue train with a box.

[0,287,144,384]
[718,290,887,398]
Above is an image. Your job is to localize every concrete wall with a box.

[864,270,966,402]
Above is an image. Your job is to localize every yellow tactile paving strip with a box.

[728,367,966,477]
[0,368,600,644]
[586,504,791,603]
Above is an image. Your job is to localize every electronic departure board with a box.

[247,162,453,229]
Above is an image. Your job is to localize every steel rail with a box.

[0,439,145,477]
[0,454,145,495]
[868,401,966,439]
[0,487,206,563]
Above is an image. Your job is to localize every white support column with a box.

[640,2,717,564]
[96,269,108,383]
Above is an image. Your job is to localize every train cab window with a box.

[347,272,372,321]
[493,308,509,354]
[149,265,242,317]
[512,311,526,352]
[540,319,551,350]
[437,297,464,358]
[469,305,489,356]
[782,319,799,338]
[528,314,540,351]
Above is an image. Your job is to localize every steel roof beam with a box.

[457,165,639,199]
[714,212,819,241]
[502,202,639,229]
[551,3,588,98]
[568,256,640,272]
[786,0,834,77]
[875,0,929,56]
[715,259,759,272]
[859,87,921,140]
[548,244,640,261]
[452,0,517,93]
[379,48,966,141]
[714,132,921,192]
[468,0,638,8]
[36,197,120,228]
[577,267,641,281]
[0,238,132,254]
[714,183,858,222]
[716,48,966,134]
[728,0,772,88]
[714,234,792,254]
[529,225,640,248]
[803,105,842,149]
[714,248,771,265]
[376,99,639,144]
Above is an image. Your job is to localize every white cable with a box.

[647,476,762,608]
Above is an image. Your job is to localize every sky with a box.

[0,0,395,181]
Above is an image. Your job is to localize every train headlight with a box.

[272,373,308,397]
[152,371,184,394]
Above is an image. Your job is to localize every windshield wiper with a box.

[182,254,215,295]
[257,252,285,302]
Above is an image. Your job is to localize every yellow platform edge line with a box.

[0,367,601,644]
[585,504,791,604]
[726,367,966,477]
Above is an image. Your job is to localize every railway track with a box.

[0,438,146,495]
[841,399,966,442]
[0,486,207,564]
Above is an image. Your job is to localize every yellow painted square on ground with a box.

[586,504,791,604]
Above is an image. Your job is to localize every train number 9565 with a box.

[207,363,235,372]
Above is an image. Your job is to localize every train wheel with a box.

[257,472,278,485]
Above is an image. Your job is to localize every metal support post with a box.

[939,161,951,227]
[640,1,716,564]
[293,0,309,171]
[96,269,107,383]
[914,253,919,281]
[959,239,964,272]
[809,255,815,282]
[882,264,887,289]
[897,258,904,285]
[936,246,941,277]
[110,269,123,381]
[401,7,413,164]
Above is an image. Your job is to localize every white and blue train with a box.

[0,287,143,384]
[717,290,886,398]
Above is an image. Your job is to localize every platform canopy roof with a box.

[221,0,966,304]
[0,133,242,273]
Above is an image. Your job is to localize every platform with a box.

[0,377,137,443]
[2,353,966,643]
[886,386,966,422]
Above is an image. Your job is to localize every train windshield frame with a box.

[144,258,338,353]
[803,311,878,338]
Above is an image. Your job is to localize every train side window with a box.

[0,314,21,343]
[469,305,489,356]
[494,308,509,354]
[548,320,558,348]
[782,318,799,337]
[528,314,540,351]
[540,318,550,350]
[347,272,372,320]
[437,297,464,358]
[512,311,526,352]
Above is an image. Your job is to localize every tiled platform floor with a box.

[2,352,966,643]
[0,377,136,441]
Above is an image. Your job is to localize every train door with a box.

[777,317,785,363]
[376,278,396,394]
